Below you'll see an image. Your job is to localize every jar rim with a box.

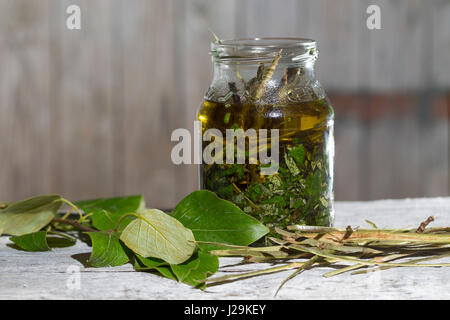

[213,37,316,48]
[210,37,317,63]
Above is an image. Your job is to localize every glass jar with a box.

[198,38,334,229]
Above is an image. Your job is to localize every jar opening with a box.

[210,37,317,64]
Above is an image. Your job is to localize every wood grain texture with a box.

[120,0,179,208]
[1,197,449,299]
[0,0,448,205]
[0,0,54,197]
[178,0,239,200]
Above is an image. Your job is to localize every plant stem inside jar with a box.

[199,98,334,230]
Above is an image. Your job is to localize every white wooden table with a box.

[1,197,449,300]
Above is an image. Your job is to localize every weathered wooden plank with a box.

[119,0,179,208]
[420,116,449,197]
[364,96,424,199]
[365,95,449,199]
[0,0,54,199]
[390,104,423,198]
[51,0,116,200]
[1,197,449,299]
[334,118,364,200]
[332,95,366,201]
[175,0,239,201]
[302,0,361,91]
[0,0,448,206]
[239,0,300,38]
[431,0,450,89]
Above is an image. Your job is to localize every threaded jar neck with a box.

[210,37,318,66]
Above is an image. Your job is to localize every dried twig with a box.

[209,217,450,289]
[254,49,283,100]
[416,216,435,233]
[274,255,320,296]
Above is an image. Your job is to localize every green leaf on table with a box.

[173,251,219,289]
[0,194,62,236]
[75,195,145,231]
[134,255,177,281]
[9,231,76,252]
[10,231,51,251]
[170,253,202,282]
[135,254,168,268]
[172,190,269,250]
[46,233,77,248]
[135,251,219,289]
[120,209,195,264]
[86,231,130,267]
[153,265,178,280]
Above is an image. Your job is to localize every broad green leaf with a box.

[120,209,195,264]
[289,144,305,167]
[172,190,269,250]
[154,266,178,280]
[46,233,77,248]
[9,231,76,252]
[86,232,130,267]
[134,255,177,281]
[135,254,168,269]
[10,231,51,251]
[170,254,201,282]
[1,195,61,214]
[173,251,219,289]
[135,251,218,289]
[0,195,62,236]
[75,195,145,231]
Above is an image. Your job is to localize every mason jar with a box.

[198,38,334,229]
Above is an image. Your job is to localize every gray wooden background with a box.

[0,0,449,208]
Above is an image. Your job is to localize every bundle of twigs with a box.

[205,217,450,295]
